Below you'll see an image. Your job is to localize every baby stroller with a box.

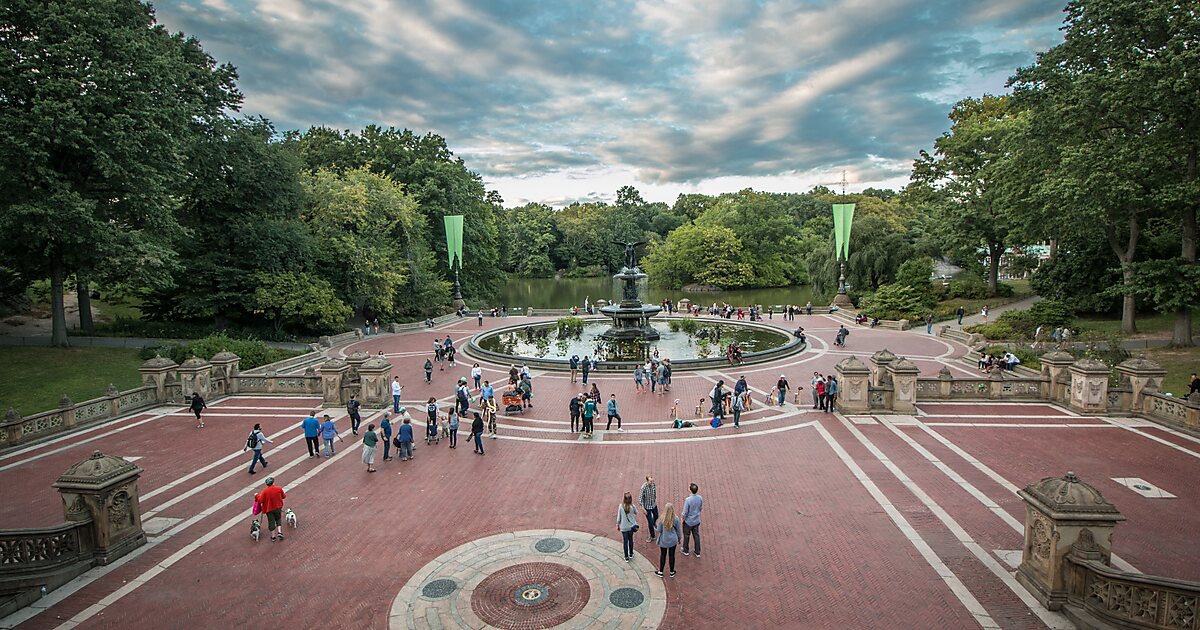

[502,389,524,415]
[426,416,440,445]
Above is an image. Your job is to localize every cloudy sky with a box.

[155,0,1066,207]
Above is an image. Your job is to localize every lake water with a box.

[499,277,815,310]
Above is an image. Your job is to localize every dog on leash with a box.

[250,519,261,541]
[284,508,297,529]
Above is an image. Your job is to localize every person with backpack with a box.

[301,411,321,458]
[519,375,533,409]
[424,358,433,384]
[320,414,343,457]
[581,355,591,384]
[190,393,207,428]
[456,378,470,416]
[347,395,362,435]
[569,355,580,383]
[244,423,272,474]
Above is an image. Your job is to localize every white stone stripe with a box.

[812,421,1000,630]
[913,421,1141,574]
[486,417,817,445]
[917,423,1116,429]
[838,415,1073,630]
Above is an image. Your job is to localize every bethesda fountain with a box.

[599,241,661,341]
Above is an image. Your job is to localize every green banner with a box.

[832,203,856,259]
[444,215,464,268]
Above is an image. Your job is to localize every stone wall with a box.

[0,385,159,449]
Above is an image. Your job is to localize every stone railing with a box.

[240,349,326,376]
[1065,555,1200,630]
[0,520,95,616]
[0,385,160,449]
[386,312,460,332]
[234,373,321,396]
[1143,392,1200,433]
[828,308,911,330]
[915,375,1047,400]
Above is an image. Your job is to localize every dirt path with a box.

[0,292,97,336]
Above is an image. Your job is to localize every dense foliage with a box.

[139,334,300,370]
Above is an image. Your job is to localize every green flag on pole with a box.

[444,215,464,268]
[832,203,856,259]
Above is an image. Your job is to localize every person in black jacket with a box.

[347,395,362,435]
[471,412,485,455]
[569,393,582,432]
[190,393,207,429]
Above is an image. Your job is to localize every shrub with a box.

[946,273,989,299]
[555,316,585,335]
[1025,299,1075,327]
[982,345,1041,371]
[667,317,699,334]
[860,284,936,321]
[92,317,305,342]
[965,322,1019,340]
[139,334,300,370]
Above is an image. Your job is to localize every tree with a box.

[503,203,558,277]
[911,96,1022,297]
[695,190,805,286]
[250,272,351,334]
[895,257,934,295]
[0,0,240,345]
[642,224,753,289]
[807,215,913,298]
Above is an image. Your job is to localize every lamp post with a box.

[831,202,855,308]
[444,215,465,310]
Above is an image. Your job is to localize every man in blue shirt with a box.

[380,413,393,461]
[681,483,703,558]
[481,380,494,402]
[301,412,321,458]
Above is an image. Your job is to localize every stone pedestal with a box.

[346,351,370,385]
[869,349,897,388]
[176,357,212,403]
[357,357,393,408]
[138,355,178,403]
[1114,355,1167,413]
[319,358,350,405]
[209,351,241,396]
[887,357,920,413]
[53,451,146,564]
[1016,472,1124,610]
[1040,351,1075,403]
[831,293,854,308]
[1068,358,1110,413]
[834,356,871,413]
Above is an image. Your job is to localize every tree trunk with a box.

[76,277,94,333]
[986,242,1002,296]
[1121,264,1137,335]
[1103,214,1140,335]
[1173,147,1197,347]
[50,262,69,348]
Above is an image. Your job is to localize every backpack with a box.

[246,431,259,449]
[710,416,721,428]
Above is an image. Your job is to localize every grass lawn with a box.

[94,296,143,322]
[1077,311,1200,339]
[1144,346,1200,398]
[0,346,145,416]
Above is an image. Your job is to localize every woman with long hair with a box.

[655,502,680,578]
[617,491,639,562]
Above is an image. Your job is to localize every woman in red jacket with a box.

[256,477,287,541]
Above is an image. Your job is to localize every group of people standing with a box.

[633,357,672,393]
[618,477,705,578]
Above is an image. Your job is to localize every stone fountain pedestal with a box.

[599,267,661,341]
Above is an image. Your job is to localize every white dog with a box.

[250,519,261,541]
[284,508,297,529]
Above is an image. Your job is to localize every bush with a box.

[946,273,989,299]
[139,334,301,370]
[982,345,1041,371]
[555,316,585,335]
[1025,299,1075,327]
[965,321,1019,340]
[666,318,699,334]
[92,316,307,342]
[860,284,936,321]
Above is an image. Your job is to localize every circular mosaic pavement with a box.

[390,529,666,629]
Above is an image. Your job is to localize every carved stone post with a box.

[834,356,871,413]
[53,451,147,564]
[937,366,953,398]
[869,349,897,388]
[209,350,241,396]
[346,351,370,385]
[886,357,920,413]
[105,384,121,419]
[319,358,350,405]
[304,366,321,395]
[357,357,393,408]
[176,357,213,403]
[1016,472,1124,610]
[1114,355,1167,413]
[138,355,178,403]
[988,366,1006,399]
[1040,351,1075,403]
[1068,358,1110,414]
[58,395,77,430]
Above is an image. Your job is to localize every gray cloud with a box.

[155,0,1064,195]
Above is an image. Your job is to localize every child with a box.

[670,399,681,420]
[767,386,778,405]
[694,398,705,417]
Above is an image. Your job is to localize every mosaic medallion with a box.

[390,530,666,629]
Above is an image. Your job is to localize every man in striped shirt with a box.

[639,475,659,542]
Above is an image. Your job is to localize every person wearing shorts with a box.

[257,477,287,541]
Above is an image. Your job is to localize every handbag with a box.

[631,523,640,532]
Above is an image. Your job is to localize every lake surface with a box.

[499,277,815,310]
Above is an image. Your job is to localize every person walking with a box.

[380,413,393,461]
[639,475,659,542]
[775,374,789,406]
[481,380,494,404]
[256,477,286,541]
[570,355,580,383]
[582,394,597,439]
[681,483,703,558]
[519,375,533,409]
[190,393,207,428]
[424,358,433,384]
[471,363,482,390]
[397,415,414,461]
[956,305,966,326]
[657,361,669,395]
[982,304,990,322]
[618,492,639,562]
[244,423,272,474]
[485,397,498,438]
[301,411,321,458]
[471,412,485,455]
[362,424,379,472]
[447,408,459,449]
[925,313,934,334]
[581,355,591,384]
[606,394,623,432]
[391,377,402,413]
[655,503,680,578]
[569,394,582,433]
[634,364,645,392]
[320,414,343,457]
[732,389,745,428]
[347,394,362,435]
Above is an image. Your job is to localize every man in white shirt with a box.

[391,376,402,413]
